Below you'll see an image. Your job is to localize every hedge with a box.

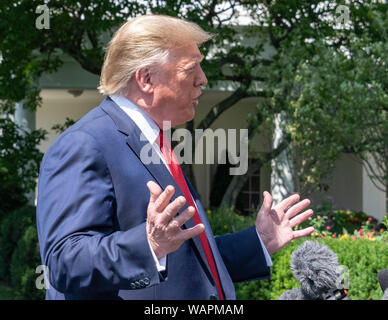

[0,205,386,300]
[207,207,388,300]
[0,205,36,281]
[10,225,44,299]
[0,206,44,299]
[234,237,388,300]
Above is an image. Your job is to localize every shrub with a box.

[206,206,255,236]
[0,117,46,219]
[10,225,44,300]
[329,210,380,234]
[299,197,383,237]
[234,237,388,300]
[205,205,388,300]
[0,205,36,281]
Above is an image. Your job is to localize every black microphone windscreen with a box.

[378,269,388,293]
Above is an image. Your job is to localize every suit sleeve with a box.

[215,226,271,282]
[36,130,160,294]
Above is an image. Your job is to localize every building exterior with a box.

[14,51,387,222]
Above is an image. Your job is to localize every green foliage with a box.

[0,117,46,218]
[235,237,388,300]
[327,238,388,300]
[235,239,301,300]
[383,216,388,230]
[250,1,388,194]
[296,198,387,241]
[10,225,44,300]
[304,211,382,239]
[0,0,144,110]
[206,206,255,236]
[0,205,44,299]
[0,284,20,300]
[0,206,36,281]
[2,1,385,203]
[51,117,76,134]
[285,34,387,192]
[206,206,388,300]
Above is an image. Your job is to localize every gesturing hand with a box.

[146,181,205,260]
[256,191,314,255]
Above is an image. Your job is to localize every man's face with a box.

[149,44,207,128]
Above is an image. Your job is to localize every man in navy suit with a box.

[36,15,314,300]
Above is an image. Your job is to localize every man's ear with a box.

[135,67,154,93]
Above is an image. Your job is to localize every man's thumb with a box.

[261,191,273,212]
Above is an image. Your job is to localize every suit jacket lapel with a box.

[100,97,212,278]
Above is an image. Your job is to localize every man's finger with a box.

[160,195,186,225]
[179,223,205,241]
[154,185,175,212]
[277,193,300,212]
[293,226,314,239]
[173,206,195,227]
[289,209,313,228]
[146,181,162,204]
[285,199,311,220]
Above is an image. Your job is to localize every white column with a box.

[14,100,37,205]
[14,101,36,132]
[270,113,294,205]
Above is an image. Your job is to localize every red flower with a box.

[368,217,373,221]
[326,226,331,230]
[359,229,363,236]
[332,233,337,238]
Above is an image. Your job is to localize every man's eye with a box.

[186,65,196,72]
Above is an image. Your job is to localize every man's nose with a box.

[195,66,208,87]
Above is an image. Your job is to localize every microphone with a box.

[378,269,388,300]
[279,241,350,300]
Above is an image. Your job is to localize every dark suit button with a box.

[139,280,145,287]
[144,278,150,285]
[135,281,141,288]
[209,294,218,300]
[130,282,136,289]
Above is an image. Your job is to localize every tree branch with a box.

[197,86,249,131]
[220,133,291,207]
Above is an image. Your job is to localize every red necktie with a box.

[158,130,224,300]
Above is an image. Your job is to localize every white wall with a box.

[37,89,104,152]
[312,153,386,222]
[362,156,386,222]
[36,89,270,209]
[36,89,386,217]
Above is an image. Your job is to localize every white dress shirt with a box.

[110,95,273,273]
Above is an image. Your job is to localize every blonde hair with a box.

[98,14,213,96]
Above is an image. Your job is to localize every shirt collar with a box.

[110,95,160,145]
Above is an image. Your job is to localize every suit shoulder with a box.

[42,107,116,166]
[47,101,117,150]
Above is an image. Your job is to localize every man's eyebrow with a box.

[181,54,204,69]
[190,54,204,63]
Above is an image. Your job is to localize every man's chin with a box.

[186,111,195,123]
[174,112,195,127]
